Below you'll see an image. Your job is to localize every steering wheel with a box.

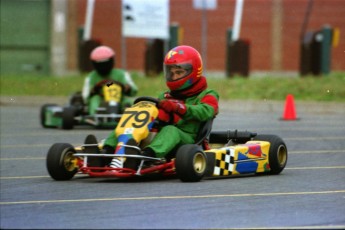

[105,80,125,91]
[133,96,159,106]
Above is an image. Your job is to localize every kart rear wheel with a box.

[40,104,58,128]
[69,92,84,116]
[253,135,288,175]
[69,92,84,106]
[46,143,78,180]
[62,107,76,130]
[175,144,207,182]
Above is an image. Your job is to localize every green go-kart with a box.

[40,81,124,130]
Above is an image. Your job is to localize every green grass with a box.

[1,72,345,101]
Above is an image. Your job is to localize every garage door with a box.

[0,0,50,75]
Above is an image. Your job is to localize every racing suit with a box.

[103,88,219,158]
[82,69,138,115]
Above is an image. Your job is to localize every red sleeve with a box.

[201,94,219,115]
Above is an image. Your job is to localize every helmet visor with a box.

[164,64,193,82]
[92,58,113,76]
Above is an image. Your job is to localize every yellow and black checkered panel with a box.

[213,148,235,176]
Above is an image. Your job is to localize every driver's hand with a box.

[159,99,187,116]
[123,84,131,94]
[157,109,170,123]
[96,79,111,88]
[91,79,109,95]
[157,109,181,124]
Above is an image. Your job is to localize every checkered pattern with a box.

[213,148,235,176]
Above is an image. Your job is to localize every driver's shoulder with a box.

[111,68,126,76]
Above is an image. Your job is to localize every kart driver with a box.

[101,45,219,168]
[82,45,138,115]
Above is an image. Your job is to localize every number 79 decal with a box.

[119,111,150,128]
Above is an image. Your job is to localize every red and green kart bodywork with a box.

[46,97,288,182]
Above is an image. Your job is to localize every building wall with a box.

[0,0,51,75]
[76,0,345,73]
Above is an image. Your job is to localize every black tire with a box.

[253,134,288,175]
[69,92,84,116]
[62,107,76,130]
[122,138,140,170]
[40,104,58,128]
[46,143,78,180]
[69,92,84,106]
[123,158,140,170]
[83,134,100,153]
[175,144,207,182]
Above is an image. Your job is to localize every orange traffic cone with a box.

[281,94,298,120]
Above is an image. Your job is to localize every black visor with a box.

[92,58,114,76]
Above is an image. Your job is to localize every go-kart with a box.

[46,96,288,182]
[40,81,124,129]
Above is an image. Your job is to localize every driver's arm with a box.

[123,71,138,96]
[82,77,91,102]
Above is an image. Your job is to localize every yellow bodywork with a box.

[103,83,122,103]
[115,101,159,144]
[206,141,271,176]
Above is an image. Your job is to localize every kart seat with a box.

[195,118,214,150]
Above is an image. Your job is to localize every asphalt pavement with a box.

[0,96,344,229]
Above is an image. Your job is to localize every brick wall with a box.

[77,0,345,73]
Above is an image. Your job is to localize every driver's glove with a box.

[159,99,187,116]
[123,84,131,94]
[91,79,110,95]
[157,109,181,124]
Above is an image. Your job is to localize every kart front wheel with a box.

[62,107,76,130]
[253,135,288,175]
[175,144,207,182]
[46,143,78,180]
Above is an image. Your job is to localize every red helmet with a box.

[90,46,115,76]
[164,45,203,91]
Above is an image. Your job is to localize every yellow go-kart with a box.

[46,97,288,182]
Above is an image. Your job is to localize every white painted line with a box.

[1,190,344,205]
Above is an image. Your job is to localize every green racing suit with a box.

[103,88,219,158]
[82,69,138,115]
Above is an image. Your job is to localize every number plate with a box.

[115,101,159,143]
